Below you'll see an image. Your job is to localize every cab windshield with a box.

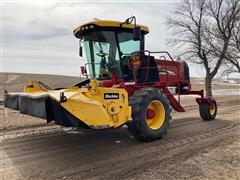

[83,30,140,80]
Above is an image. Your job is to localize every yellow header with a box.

[73,20,149,38]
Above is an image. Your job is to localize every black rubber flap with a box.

[4,94,19,110]
[23,95,48,119]
[18,95,27,114]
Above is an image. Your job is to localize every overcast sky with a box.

[2,0,206,77]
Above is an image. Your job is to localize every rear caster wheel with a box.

[199,99,217,120]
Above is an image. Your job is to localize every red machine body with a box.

[98,51,210,113]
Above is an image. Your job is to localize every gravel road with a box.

[1,73,239,179]
[1,94,239,180]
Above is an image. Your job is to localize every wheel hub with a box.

[145,100,165,130]
[209,102,215,115]
[147,109,155,119]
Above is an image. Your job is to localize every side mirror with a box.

[80,66,87,76]
[79,40,83,57]
[133,26,141,41]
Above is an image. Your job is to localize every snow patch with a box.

[5,74,19,84]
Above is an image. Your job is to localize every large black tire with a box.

[127,88,171,141]
[199,99,217,120]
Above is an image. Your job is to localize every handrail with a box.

[130,50,181,102]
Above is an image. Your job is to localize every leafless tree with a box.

[167,0,240,96]
[224,17,240,72]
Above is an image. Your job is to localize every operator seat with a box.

[121,55,159,84]
[137,55,159,83]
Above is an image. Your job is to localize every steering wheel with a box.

[96,51,108,58]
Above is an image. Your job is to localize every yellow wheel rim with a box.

[145,100,165,130]
[209,102,215,115]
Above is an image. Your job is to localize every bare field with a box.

[0,73,240,180]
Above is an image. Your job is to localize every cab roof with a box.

[73,20,149,39]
